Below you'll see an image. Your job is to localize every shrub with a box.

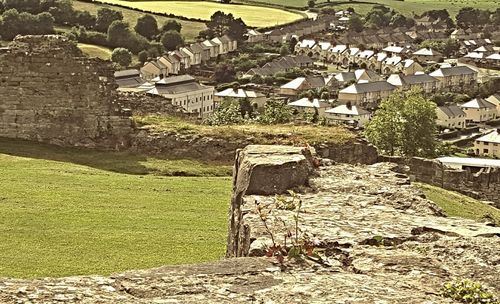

[442,279,499,304]
[258,99,293,125]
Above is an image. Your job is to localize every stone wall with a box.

[381,156,500,208]
[0,35,134,149]
[131,128,378,164]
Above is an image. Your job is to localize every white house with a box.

[214,88,267,108]
[147,75,215,117]
[460,98,497,123]
[288,98,330,116]
[325,103,371,127]
[474,130,500,158]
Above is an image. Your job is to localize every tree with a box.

[134,14,158,39]
[74,10,96,29]
[95,7,122,32]
[205,11,247,41]
[365,89,437,157]
[108,20,149,54]
[138,50,149,64]
[279,45,289,56]
[111,47,132,67]
[288,37,298,53]
[348,15,364,32]
[221,0,231,3]
[161,20,182,33]
[46,0,73,24]
[160,30,184,51]
[307,0,315,8]
[214,64,236,83]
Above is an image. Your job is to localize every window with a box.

[484,149,489,154]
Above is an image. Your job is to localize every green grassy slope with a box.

[73,0,206,41]
[238,0,496,16]
[0,138,232,278]
[416,183,500,226]
[92,0,303,27]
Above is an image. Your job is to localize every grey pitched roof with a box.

[340,81,397,94]
[114,69,140,79]
[156,75,196,86]
[401,74,438,85]
[438,105,466,118]
[430,66,477,77]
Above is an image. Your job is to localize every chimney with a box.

[346,101,352,110]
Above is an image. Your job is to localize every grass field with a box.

[417,183,500,226]
[93,0,303,27]
[77,43,113,60]
[240,0,497,16]
[73,0,206,41]
[0,138,232,278]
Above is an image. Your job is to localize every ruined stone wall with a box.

[0,35,134,149]
[131,129,378,164]
[381,156,500,208]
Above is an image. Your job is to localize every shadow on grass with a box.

[0,137,232,177]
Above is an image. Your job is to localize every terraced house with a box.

[387,73,440,94]
[338,81,397,107]
[429,66,478,92]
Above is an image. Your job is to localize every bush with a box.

[111,47,132,67]
[258,99,293,125]
[442,279,499,304]
[205,101,244,126]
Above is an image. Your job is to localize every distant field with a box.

[0,138,231,278]
[93,0,304,27]
[73,0,206,41]
[239,0,497,16]
[78,43,112,60]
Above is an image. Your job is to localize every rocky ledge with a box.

[1,145,499,303]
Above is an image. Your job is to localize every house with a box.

[280,75,337,96]
[211,35,236,55]
[202,39,219,58]
[113,69,152,91]
[244,55,314,78]
[460,98,497,123]
[180,46,200,66]
[334,69,381,84]
[339,47,360,66]
[338,81,397,106]
[246,29,264,43]
[140,60,165,80]
[147,75,215,117]
[171,50,191,70]
[474,130,500,158]
[325,103,371,127]
[429,66,478,91]
[214,88,267,108]
[295,39,316,55]
[287,98,330,116]
[486,94,500,116]
[158,54,181,75]
[386,73,440,94]
[327,44,348,63]
[312,42,332,60]
[382,58,423,75]
[412,48,443,64]
[436,105,467,129]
